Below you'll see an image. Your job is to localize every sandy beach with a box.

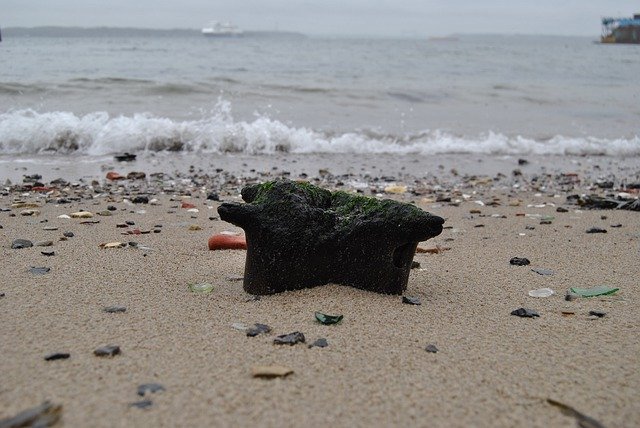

[1,153,639,427]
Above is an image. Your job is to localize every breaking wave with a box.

[0,106,638,157]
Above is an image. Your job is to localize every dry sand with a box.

[1,154,639,427]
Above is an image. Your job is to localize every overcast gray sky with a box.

[2,1,638,37]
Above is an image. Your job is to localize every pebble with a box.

[589,310,606,318]
[509,257,530,266]
[425,344,439,353]
[94,345,121,357]
[104,305,127,313]
[586,227,607,234]
[107,205,117,211]
[132,196,149,204]
[44,352,70,361]
[63,231,74,238]
[129,400,153,409]
[137,383,165,397]
[11,239,33,249]
[29,267,50,275]
[402,296,422,305]
[246,323,272,337]
[309,338,328,348]
[511,308,540,318]
[273,332,306,345]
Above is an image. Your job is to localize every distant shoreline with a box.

[1,26,307,38]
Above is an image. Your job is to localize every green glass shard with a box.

[315,312,343,325]
[189,283,214,294]
[569,286,619,298]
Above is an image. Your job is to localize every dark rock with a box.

[63,231,74,238]
[246,323,272,337]
[589,310,606,318]
[309,338,328,348]
[104,305,127,313]
[41,249,55,256]
[586,227,607,234]
[531,268,553,276]
[0,292,5,298]
[29,267,50,275]
[206,192,220,201]
[517,158,529,165]
[11,239,33,249]
[218,180,444,295]
[556,207,569,213]
[127,171,146,180]
[595,181,614,189]
[132,196,149,204]
[402,296,421,305]
[125,221,135,226]
[137,383,165,397]
[511,308,540,318]
[129,400,153,409]
[273,331,306,345]
[565,292,578,301]
[425,344,438,353]
[509,257,530,266]
[315,312,343,325]
[411,261,421,269]
[114,152,136,162]
[107,205,117,211]
[94,345,121,357]
[44,352,70,361]
[611,223,622,228]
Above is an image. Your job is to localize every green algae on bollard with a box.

[217,179,444,295]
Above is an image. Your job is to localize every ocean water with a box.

[0,31,639,159]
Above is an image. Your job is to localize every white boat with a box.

[202,21,243,37]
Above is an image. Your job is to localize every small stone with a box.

[315,312,344,325]
[129,400,153,409]
[125,221,135,226]
[20,209,41,216]
[411,260,421,269]
[188,283,214,293]
[586,227,607,234]
[588,310,606,318]
[44,352,70,361]
[11,239,33,249]
[610,224,622,228]
[127,171,146,180]
[309,338,328,348]
[29,267,50,275]
[509,257,530,266]
[181,202,196,209]
[132,196,149,204]
[107,205,117,211]
[207,192,220,201]
[425,344,438,353]
[252,365,294,378]
[402,296,422,305]
[137,383,165,397]
[114,152,136,162]
[511,308,540,318]
[104,305,127,313]
[556,207,569,213]
[273,332,305,345]
[63,231,74,238]
[246,323,272,337]
[94,345,121,357]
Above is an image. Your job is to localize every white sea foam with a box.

[0,108,638,157]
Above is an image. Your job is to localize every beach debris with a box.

[208,234,247,250]
[218,180,444,295]
[531,268,554,276]
[41,251,55,256]
[425,344,439,353]
[188,282,214,294]
[586,227,607,234]
[99,242,126,249]
[94,345,121,357]
[273,332,306,345]
[104,305,127,313]
[246,323,272,337]
[11,239,33,249]
[509,257,531,266]
[568,194,640,211]
[315,312,344,325]
[29,267,50,275]
[402,296,422,305]
[589,310,606,318]
[207,192,220,201]
[569,286,619,298]
[137,383,165,397]
[309,338,328,348]
[44,352,70,361]
[114,152,136,162]
[546,398,605,428]
[252,365,294,378]
[188,224,202,231]
[384,184,407,194]
[34,240,53,247]
[70,211,93,219]
[129,400,153,409]
[0,401,62,428]
[528,288,554,298]
[416,245,450,254]
[511,308,540,318]
[106,172,125,181]
[181,202,196,209]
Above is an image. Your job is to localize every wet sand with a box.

[1,153,639,427]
